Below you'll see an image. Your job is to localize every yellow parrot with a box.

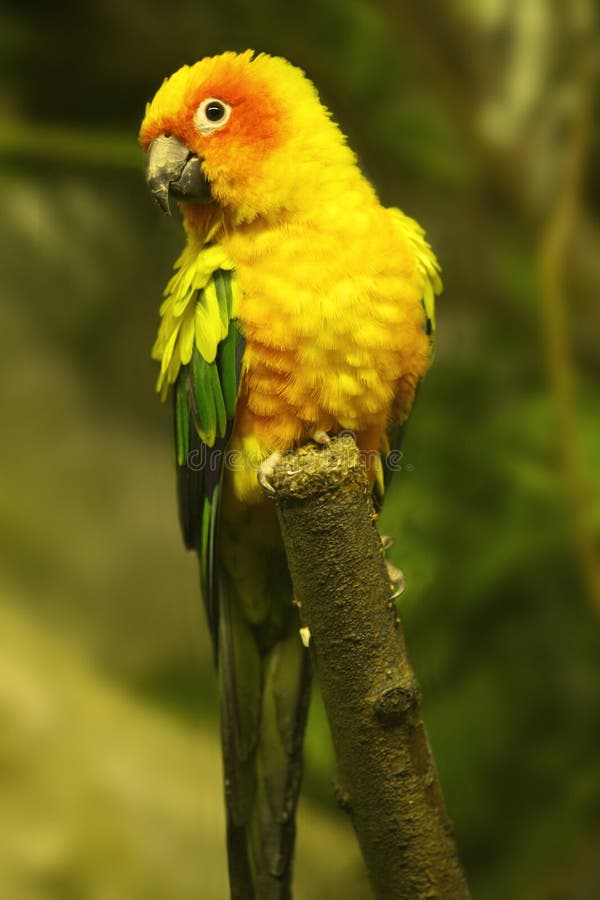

[139,49,441,900]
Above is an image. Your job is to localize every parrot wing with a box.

[172,267,244,646]
[377,210,442,505]
[157,244,310,898]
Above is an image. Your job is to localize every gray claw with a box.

[258,451,282,495]
[387,562,406,597]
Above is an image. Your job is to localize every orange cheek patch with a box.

[232,90,288,154]
[140,56,290,162]
[188,71,289,159]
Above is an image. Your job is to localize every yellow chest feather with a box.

[224,208,431,445]
[154,205,437,502]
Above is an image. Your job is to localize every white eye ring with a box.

[194,98,232,135]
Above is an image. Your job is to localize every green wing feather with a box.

[159,246,310,897]
[172,267,244,643]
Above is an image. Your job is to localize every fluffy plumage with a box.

[140,49,441,900]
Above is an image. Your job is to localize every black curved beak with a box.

[145,134,213,215]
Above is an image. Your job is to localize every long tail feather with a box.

[219,570,312,899]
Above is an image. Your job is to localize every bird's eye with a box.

[206,102,226,121]
[194,98,232,135]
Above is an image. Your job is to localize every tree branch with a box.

[265,435,470,900]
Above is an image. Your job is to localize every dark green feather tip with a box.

[173,266,245,650]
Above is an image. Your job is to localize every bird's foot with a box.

[299,626,311,647]
[381,535,406,598]
[258,451,282,495]
[311,430,331,445]
[387,561,406,599]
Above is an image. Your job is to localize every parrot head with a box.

[139,50,355,222]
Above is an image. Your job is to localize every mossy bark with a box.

[266,435,470,900]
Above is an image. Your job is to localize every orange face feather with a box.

[139,52,306,219]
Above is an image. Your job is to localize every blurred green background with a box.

[1,1,599,898]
